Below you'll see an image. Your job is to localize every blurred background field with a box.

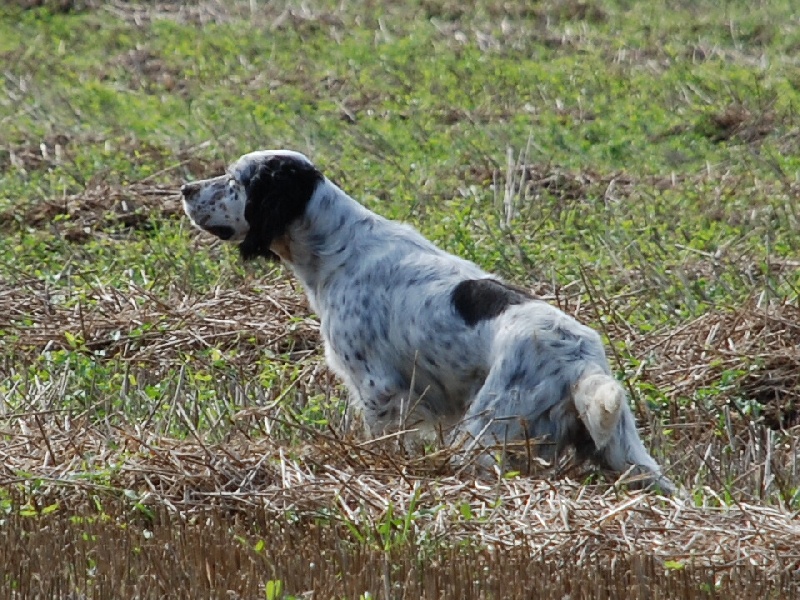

[1,1,799,597]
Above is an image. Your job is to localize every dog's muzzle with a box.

[180,182,201,203]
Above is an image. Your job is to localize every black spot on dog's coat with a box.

[451,279,534,326]
[207,225,235,240]
[238,155,324,261]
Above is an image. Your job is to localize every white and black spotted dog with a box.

[181,150,674,494]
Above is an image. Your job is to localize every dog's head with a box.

[181,150,323,261]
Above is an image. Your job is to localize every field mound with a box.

[2,417,798,598]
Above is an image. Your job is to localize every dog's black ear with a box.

[238,155,323,261]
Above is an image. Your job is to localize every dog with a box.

[181,150,674,494]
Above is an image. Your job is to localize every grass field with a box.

[1,0,800,597]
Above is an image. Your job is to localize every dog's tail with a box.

[573,367,625,451]
[573,367,675,494]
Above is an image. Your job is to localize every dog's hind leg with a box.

[449,343,571,471]
[598,407,675,494]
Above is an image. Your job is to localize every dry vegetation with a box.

[2,435,798,598]
[2,0,800,597]
[2,253,799,597]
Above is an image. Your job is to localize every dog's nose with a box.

[181,182,200,199]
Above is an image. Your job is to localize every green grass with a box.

[2,0,799,466]
[2,0,799,484]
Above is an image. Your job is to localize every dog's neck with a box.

[273,178,376,311]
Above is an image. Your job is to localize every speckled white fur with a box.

[182,150,674,493]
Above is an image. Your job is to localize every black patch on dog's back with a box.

[451,279,533,326]
[238,154,324,261]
